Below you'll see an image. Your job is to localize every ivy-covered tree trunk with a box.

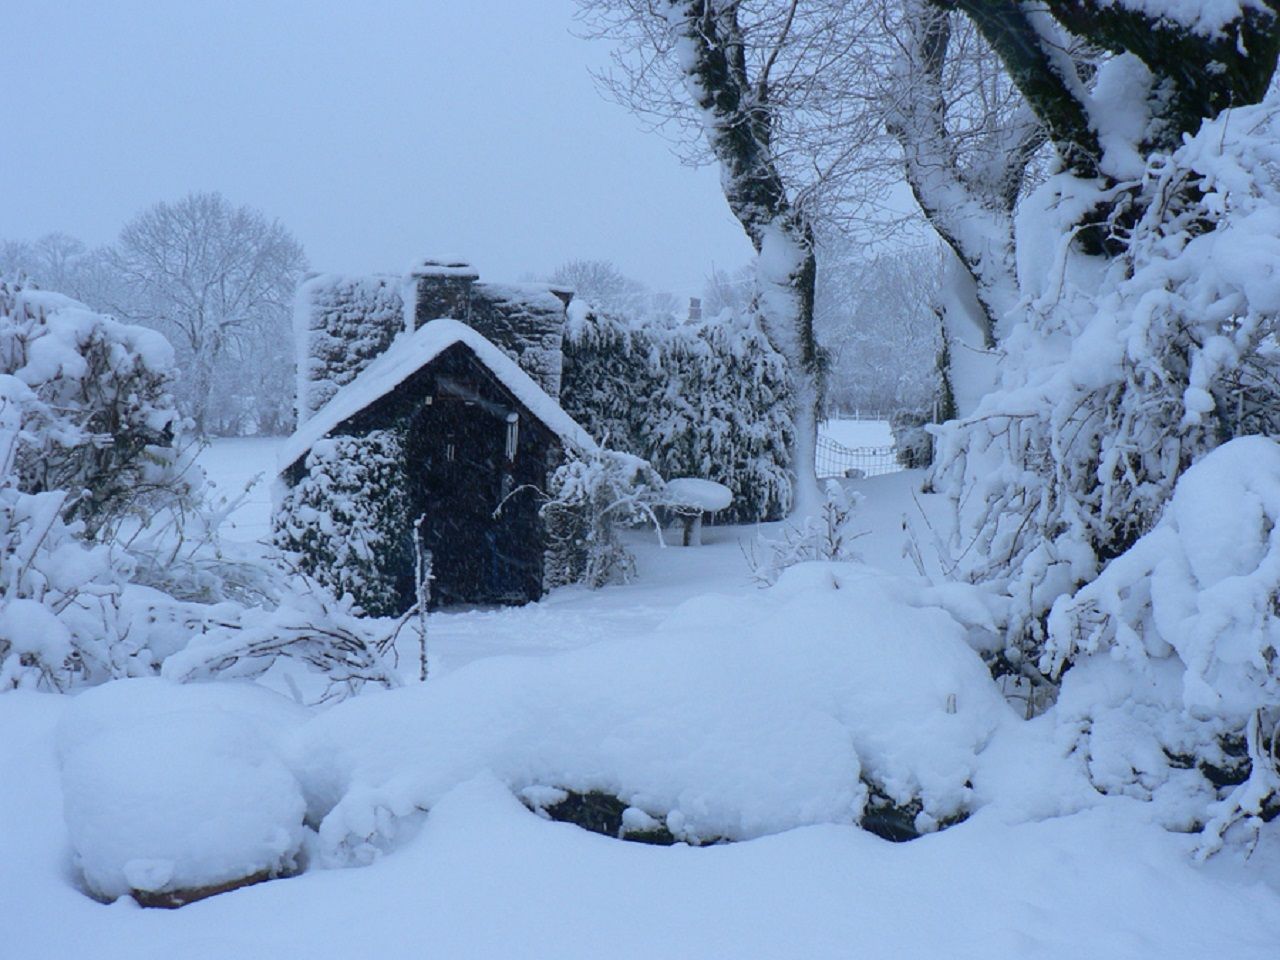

[664,0,821,515]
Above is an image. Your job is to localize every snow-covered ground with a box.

[2,432,1279,959]
[818,417,895,449]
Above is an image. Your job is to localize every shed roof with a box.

[279,317,595,473]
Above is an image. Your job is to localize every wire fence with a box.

[815,435,901,479]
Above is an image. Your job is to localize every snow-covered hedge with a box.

[273,430,411,616]
[295,274,405,422]
[562,303,793,523]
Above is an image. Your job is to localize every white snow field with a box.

[1,433,1279,959]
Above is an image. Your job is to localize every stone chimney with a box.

[408,258,479,330]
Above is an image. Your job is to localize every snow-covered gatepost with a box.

[664,0,821,518]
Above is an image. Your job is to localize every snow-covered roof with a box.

[279,318,595,472]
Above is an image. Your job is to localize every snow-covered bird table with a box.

[662,477,733,546]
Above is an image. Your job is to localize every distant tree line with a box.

[1,191,307,437]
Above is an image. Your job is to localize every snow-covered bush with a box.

[273,430,411,616]
[1047,438,1280,850]
[562,303,793,523]
[0,281,192,538]
[0,280,386,695]
[542,444,664,589]
[933,93,1280,679]
[0,419,131,689]
[749,480,863,586]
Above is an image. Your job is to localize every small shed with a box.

[279,318,595,610]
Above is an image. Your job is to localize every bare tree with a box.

[108,192,307,435]
[816,238,945,414]
[549,258,650,316]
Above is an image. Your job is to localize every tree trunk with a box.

[665,0,822,515]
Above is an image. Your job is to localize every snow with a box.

[277,317,596,473]
[4,454,1280,955]
[662,477,732,511]
[1106,0,1269,35]
[819,417,893,449]
[57,679,309,903]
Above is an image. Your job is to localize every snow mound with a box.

[300,562,1011,861]
[1049,436,1280,720]
[57,679,310,903]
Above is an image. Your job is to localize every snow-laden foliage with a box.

[749,480,864,586]
[562,303,793,523]
[1047,438,1280,849]
[934,94,1280,677]
[651,308,794,522]
[0,281,190,538]
[542,444,665,590]
[0,280,189,690]
[295,274,405,422]
[560,303,657,455]
[161,582,401,702]
[273,430,411,616]
[0,280,394,696]
[0,416,130,689]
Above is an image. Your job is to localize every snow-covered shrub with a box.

[1047,438,1280,851]
[295,274,404,421]
[749,480,863,586]
[0,281,192,539]
[562,303,793,523]
[273,430,410,616]
[0,434,132,690]
[161,578,401,703]
[933,94,1280,678]
[542,445,664,589]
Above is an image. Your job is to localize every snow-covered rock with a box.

[57,679,310,905]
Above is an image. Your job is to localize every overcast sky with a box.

[2,0,755,295]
